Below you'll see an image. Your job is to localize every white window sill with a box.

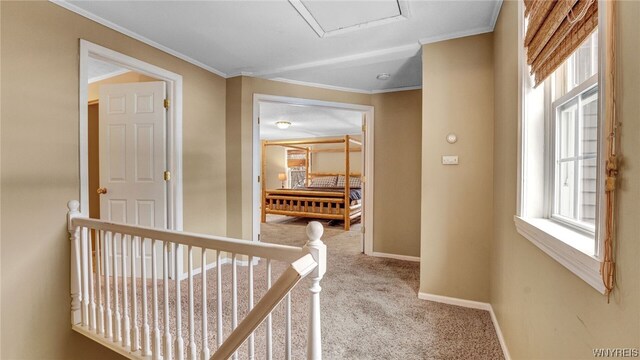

[514,216,605,294]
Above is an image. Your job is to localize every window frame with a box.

[549,74,599,235]
[515,0,608,294]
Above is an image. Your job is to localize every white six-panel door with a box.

[99,81,167,278]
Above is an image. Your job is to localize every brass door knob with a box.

[97,187,108,195]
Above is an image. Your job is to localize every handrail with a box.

[211,254,317,360]
[72,217,305,263]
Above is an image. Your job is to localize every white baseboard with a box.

[418,292,491,310]
[418,292,511,360]
[488,305,511,360]
[371,251,420,262]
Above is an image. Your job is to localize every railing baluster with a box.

[216,251,223,349]
[97,230,105,335]
[305,222,327,360]
[285,293,291,360]
[265,259,272,360]
[188,245,197,360]
[88,229,97,331]
[164,241,173,360]
[152,239,161,360]
[141,238,151,356]
[175,243,184,360]
[248,255,254,359]
[232,253,238,360]
[82,227,90,327]
[131,236,139,352]
[122,234,131,349]
[67,201,81,326]
[113,232,122,343]
[105,231,113,339]
[201,249,210,359]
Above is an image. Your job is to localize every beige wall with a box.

[226,77,421,257]
[420,34,494,302]
[371,91,422,256]
[490,1,640,358]
[0,2,227,359]
[265,145,286,190]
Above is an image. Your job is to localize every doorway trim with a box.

[78,39,183,231]
[252,94,375,255]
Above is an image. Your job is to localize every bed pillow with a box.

[309,176,337,187]
[337,175,361,188]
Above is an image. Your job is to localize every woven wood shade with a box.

[525,0,598,85]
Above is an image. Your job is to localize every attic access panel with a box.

[290,0,410,38]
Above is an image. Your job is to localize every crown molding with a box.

[419,25,495,45]
[50,0,228,78]
[490,1,503,30]
[267,77,421,95]
[254,43,421,78]
[370,85,422,94]
[268,77,372,94]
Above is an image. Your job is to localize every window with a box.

[550,32,599,234]
[516,17,606,293]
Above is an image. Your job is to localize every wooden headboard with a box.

[308,172,361,178]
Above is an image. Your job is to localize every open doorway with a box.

[80,40,184,278]
[253,95,374,254]
[79,40,184,231]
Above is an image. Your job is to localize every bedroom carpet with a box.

[104,223,503,359]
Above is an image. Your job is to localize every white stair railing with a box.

[67,200,327,360]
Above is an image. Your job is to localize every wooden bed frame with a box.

[261,135,362,230]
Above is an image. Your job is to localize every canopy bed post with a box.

[344,135,350,231]
[261,140,267,223]
[305,147,311,187]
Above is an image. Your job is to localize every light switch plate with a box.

[442,155,459,165]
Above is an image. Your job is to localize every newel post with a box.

[304,221,327,360]
[68,200,82,326]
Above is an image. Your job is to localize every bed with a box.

[261,136,362,230]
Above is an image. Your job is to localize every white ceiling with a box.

[260,102,363,140]
[56,0,502,93]
[88,57,128,83]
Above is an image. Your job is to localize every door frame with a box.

[252,94,375,255]
[78,39,183,232]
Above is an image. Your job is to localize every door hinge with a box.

[361,226,365,234]
[258,234,261,241]
[361,176,366,183]
[164,170,171,181]
[258,117,260,124]
[164,99,170,109]
[258,175,260,182]
[362,124,367,132]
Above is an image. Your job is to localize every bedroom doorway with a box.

[252,95,374,254]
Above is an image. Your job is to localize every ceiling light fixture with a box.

[276,121,292,129]
[376,73,391,80]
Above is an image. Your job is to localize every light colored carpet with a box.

[98,223,503,359]
[260,223,504,360]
